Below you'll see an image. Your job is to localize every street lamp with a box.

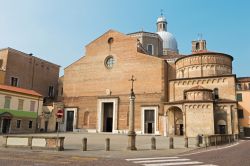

[127,75,137,150]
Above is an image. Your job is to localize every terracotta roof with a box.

[237,77,250,82]
[164,98,237,105]
[175,51,234,63]
[0,84,42,97]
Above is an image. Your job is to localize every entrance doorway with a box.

[103,103,113,132]
[167,106,183,136]
[144,110,155,134]
[2,119,11,134]
[217,120,227,134]
[66,111,74,131]
[175,119,184,136]
[219,125,226,134]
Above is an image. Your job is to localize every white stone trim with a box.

[97,98,118,133]
[147,44,154,55]
[141,106,159,135]
[62,108,78,132]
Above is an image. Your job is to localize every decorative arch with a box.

[166,106,184,136]
[83,111,89,126]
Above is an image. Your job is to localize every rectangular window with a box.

[16,120,21,128]
[236,93,243,101]
[11,77,18,86]
[30,101,35,112]
[147,44,153,55]
[48,86,54,97]
[248,83,250,90]
[238,109,244,119]
[4,96,11,109]
[18,99,24,110]
[29,121,33,129]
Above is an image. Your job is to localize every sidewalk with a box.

[0,132,198,159]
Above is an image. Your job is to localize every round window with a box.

[105,56,115,69]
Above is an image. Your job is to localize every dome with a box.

[157,16,167,23]
[157,31,178,52]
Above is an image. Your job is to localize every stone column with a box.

[163,114,168,137]
[226,105,232,134]
[183,111,186,137]
[127,94,137,150]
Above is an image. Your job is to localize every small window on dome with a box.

[214,88,219,100]
[147,44,153,55]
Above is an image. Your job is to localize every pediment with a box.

[0,112,13,119]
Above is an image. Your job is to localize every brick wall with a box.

[0,48,60,98]
[63,30,167,131]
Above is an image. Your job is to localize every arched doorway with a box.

[167,106,184,136]
[217,119,227,134]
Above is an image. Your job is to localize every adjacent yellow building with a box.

[0,84,43,133]
[236,77,250,137]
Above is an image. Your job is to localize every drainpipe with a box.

[36,96,41,133]
[31,57,35,89]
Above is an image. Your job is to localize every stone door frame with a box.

[97,98,118,133]
[63,108,78,132]
[141,106,159,135]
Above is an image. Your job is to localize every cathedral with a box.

[61,14,239,137]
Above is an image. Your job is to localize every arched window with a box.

[83,111,89,126]
[196,43,200,50]
[183,91,187,100]
[214,88,219,100]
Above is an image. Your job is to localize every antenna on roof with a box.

[198,33,203,40]
[160,9,164,16]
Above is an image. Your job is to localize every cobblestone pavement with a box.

[0,149,136,166]
[178,140,250,166]
[0,133,244,166]
[0,141,247,166]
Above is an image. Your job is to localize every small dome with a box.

[157,31,178,52]
[157,16,167,23]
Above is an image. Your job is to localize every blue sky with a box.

[0,0,249,77]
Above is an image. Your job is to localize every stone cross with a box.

[127,75,137,150]
[129,75,136,97]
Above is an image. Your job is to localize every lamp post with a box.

[127,75,137,150]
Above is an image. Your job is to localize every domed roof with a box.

[157,16,167,23]
[157,31,178,52]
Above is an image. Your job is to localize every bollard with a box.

[151,137,156,150]
[215,136,217,148]
[169,137,174,149]
[196,135,200,147]
[206,136,210,147]
[82,137,87,151]
[105,138,110,151]
[228,136,231,144]
[184,137,188,148]
[202,135,206,147]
